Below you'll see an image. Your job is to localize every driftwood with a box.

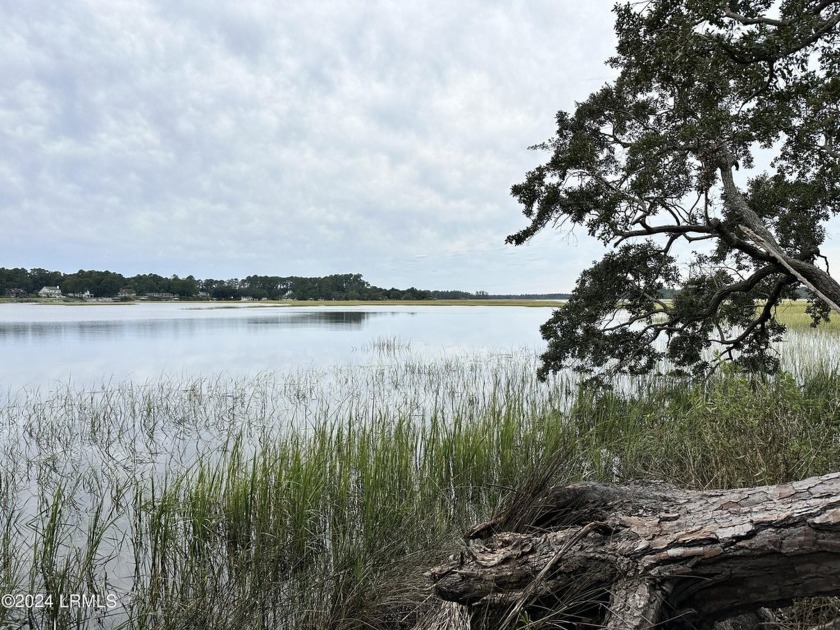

[422,472,840,629]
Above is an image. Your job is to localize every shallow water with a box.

[0,302,552,392]
[2,302,840,627]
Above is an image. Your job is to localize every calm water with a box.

[2,301,838,629]
[0,302,553,391]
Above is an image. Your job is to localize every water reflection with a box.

[0,303,548,391]
[247,311,386,328]
[0,310,388,341]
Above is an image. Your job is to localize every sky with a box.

[1,0,626,294]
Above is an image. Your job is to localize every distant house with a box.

[4,288,27,298]
[118,288,137,298]
[38,286,62,298]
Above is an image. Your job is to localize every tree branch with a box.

[817,138,840,160]
[615,223,716,241]
[712,11,840,64]
[741,226,840,314]
[722,7,789,27]
[684,264,780,323]
[716,146,840,315]
[812,0,840,15]
[714,275,792,351]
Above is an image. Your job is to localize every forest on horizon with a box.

[0,267,571,301]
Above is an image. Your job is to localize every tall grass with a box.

[1,334,840,627]
[774,299,840,330]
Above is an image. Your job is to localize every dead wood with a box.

[421,472,840,629]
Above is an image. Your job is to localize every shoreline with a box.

[1,298,566,308]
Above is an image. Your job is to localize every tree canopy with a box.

[0,268,494,302]
[508,0,840,380]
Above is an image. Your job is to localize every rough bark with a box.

[422,472,840,629]
[716,146,840,316]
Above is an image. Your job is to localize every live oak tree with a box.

[508,0,840,380]
[415,5,840,626]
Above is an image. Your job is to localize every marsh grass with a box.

[2,336,840,628]
[774,299,840,330]
[357,335,413,356]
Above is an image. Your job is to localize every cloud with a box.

[1,0,618,291]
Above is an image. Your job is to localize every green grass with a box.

[2,340,840,628]
[772,299,840,330]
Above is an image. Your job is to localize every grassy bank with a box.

[773,299,840,330]
[136,371,840,629]
[11,297,840,321]
[2,346,840,628]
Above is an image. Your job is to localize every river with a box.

[0,302,554,392]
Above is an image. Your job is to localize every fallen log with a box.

[424,472,840,629]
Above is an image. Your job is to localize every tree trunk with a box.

[715,147,840,316]
[421,472,840,629]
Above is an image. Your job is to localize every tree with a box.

[0,268,30,294]
[507,0,840,380]
[210,285,242,300]
[243,275,286,300]
[170,274,198,298]
[129,273,170,295]
[28,268,63,293]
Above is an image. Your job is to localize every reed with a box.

[1,335,840,627]
[773,299,840,330]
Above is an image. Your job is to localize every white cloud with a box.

[1,0,618,291]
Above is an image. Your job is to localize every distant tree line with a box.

[12,268,790,304]
[486,293,572,300]
[0,268,517,301]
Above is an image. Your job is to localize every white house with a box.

[38,286,63,298]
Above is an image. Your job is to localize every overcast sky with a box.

[2,2,625,293]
